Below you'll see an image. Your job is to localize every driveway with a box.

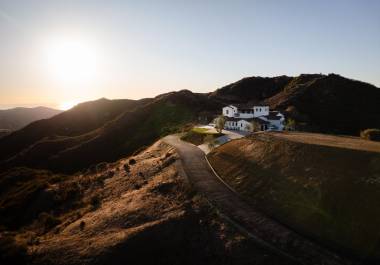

[163,134,355,265]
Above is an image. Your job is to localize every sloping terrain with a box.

[0,98,148,161]
[0,91,218,173]
[209,75,293,103]
[1,73,379,175]
[265,74,380,134]
[0,107,61,131]
[207,132,380,262]
[0,140,291,265]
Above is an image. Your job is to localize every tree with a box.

[214,115,226,133]
[251,120,261,132]
[204,135,216,149]
[244,123,253,132]
[285,118,296,131]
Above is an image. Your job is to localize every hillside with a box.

[207,132,380,262]
[1,73,379,174]
[0,91,219,173]
[0,140,290,265]
[265,74,380,134]
[209,74,380,135]
[0,98,150,162]
[0,107,62,131]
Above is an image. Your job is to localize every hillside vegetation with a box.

[0,74,379,175]
[211,74,380,135]
[181,128,223,146]
[207,132,380,262]
[0,91,218,173]
[0,141,291,265]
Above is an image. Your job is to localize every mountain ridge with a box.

[0,73,379,173]
[0,106,62,132]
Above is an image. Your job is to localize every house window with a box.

[241,123,243,127]
[226,110,229,114]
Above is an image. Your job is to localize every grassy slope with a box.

[207,132,380,261]
[0,91,212,173]
[0,98,145,162]
[0,141,291,265]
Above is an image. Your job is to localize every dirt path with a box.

[163,135,358,265]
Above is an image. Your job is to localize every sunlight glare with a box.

[44,37,99,86]
[59,100,79,111]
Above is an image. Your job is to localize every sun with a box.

[44,37,98,86]
[59,100,79,111]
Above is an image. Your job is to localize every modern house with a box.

[222,104,285,131]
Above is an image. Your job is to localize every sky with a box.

[0,0,379,109]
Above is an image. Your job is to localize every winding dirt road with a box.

[163,134,358,265]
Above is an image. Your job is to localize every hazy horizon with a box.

[1,0,379,110]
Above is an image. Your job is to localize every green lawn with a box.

[181,127,223,145]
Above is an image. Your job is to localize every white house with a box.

[221,104,285,132]
[223,105,269,118]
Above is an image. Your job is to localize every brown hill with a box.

[0,73,379,174]
[265,74,380,134]
[0,98,150,162]
[0,106,62,131]
[209,73,380,135]
[0,141,289,265]
[0,91,218,173]
[207,132,380,261]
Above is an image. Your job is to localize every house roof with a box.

[226,117,270,125]
[266,112,283,120]
[229,103,269,110]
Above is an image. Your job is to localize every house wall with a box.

[238,113,255,119]
[224,120,240,130]
[268,119,285,130]
[238,120,252,131]
[222,106,238,117]
[253,106,269,117]
[221,105,285,132]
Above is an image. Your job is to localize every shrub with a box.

[90,195,101,210]
[129,158,136,165]
[38,212,61,232]
[123,164,130,172]
[96,162,107,172]
[0,235,29,265]
[79,221,85,231]
[360,129,380,142]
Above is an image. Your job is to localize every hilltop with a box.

[0,107,62,132]
[0,73,379,174]
[207,132,380,262]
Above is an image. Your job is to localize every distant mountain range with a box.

[0,106,62,132]
[0,73,379,173]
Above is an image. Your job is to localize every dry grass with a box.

[269,131,380,152]
[208,132,380,261]
[0,140,290,265]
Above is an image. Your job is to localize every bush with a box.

[79,221,85,231]
[360,129,380,142]
[96,162,107,172]
[123,164,130,172]
[129,158,136,165]
[0,235,29,265]
[90,195,101,210]
[38,212,61,232]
